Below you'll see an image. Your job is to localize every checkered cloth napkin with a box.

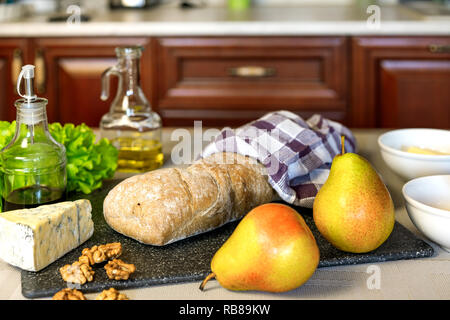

[202,110,357,208]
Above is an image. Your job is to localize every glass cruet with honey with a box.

[99,46,163,172]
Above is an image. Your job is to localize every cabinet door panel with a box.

[0,58,7,120]
[380,60,450,128]
[157,37,348,126]
[58,58,117,127]
[352,36,450,128]
[0,39,30,121]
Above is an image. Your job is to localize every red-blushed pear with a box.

[199,203,320,293]
[313,136,395,253]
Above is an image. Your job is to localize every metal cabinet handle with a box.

[34,48,46,94]
[429,44,450,53]
[11,48,23,87]
[228,66,276,78]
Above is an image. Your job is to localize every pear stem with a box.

[199,272,216,291]
[341,135,346,155]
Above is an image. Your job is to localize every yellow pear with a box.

[313,137,395,253]
[200,203,320,293]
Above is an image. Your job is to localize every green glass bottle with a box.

[0,65,67,211]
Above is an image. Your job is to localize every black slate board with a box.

[21,179,434,298]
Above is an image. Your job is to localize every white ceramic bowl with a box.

[378,129,450,180]
[402,175,450,252]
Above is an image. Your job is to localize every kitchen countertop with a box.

[0,4,449,37]
[0,128,449,300]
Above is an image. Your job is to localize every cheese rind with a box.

[0,200,94,272]
[74,199,94,244]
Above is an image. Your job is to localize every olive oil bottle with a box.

[0,65,66,211]
[99,46,163,172]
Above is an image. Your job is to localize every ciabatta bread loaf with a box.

[103,153,274,245]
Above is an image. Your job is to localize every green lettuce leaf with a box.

[0,121,16,211]
[48,123,118,194]
[0,121,15,148]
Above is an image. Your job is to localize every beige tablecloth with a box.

[1,129,449,300]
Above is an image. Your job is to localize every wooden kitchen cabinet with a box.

[156,37,349,127]
[0,38,31,121]
[29,37,154,126]
[352,37,450,129]
[2,35,449,129]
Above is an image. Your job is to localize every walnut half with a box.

[60,261,95,285]
[104,259,136,280]
[95,288,129,300]
[80,242,122,265]
[52,288,87,300]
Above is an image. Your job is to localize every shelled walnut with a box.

[60,261,95,285]
[52,288,87,300]
[80,242,122,265]
[95,288,129,300]
[104,259,136,280]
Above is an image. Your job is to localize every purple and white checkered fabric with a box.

[202,110,357,208]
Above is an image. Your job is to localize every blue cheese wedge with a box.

[0,199,94,272]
